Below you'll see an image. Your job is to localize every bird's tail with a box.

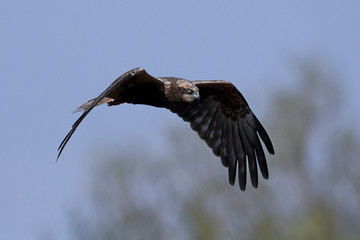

[72,97,114,113]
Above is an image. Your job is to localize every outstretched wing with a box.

[57,67,163,160]
[171,80,274,191]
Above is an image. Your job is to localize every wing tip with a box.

[268,145,275,155]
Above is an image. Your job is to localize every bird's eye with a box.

[187,89,193,94]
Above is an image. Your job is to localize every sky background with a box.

[1,0,360,239]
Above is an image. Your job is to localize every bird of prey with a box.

[58,67,274,191]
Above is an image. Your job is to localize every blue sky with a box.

[1,0,359,239]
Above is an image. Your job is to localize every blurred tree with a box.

[250,57,360,240]
[68,57,360,240]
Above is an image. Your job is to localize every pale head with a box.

[163,78,200,103]
[176,79,200,102]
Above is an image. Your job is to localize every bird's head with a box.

[176,79,200,103]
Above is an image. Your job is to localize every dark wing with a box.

[57,67,163,160]
[171,80,274,190]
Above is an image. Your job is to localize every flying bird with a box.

[58,68,274,190]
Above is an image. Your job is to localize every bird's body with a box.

[58,68,274,191]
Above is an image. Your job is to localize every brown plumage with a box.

[58,67,274,191]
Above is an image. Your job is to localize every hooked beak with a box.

[193,92,200,101]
